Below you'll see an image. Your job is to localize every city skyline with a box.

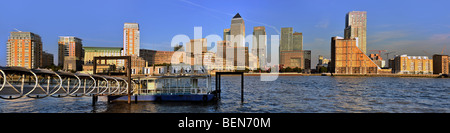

[1,0,450,67]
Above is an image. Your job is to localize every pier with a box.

[0,66,134,105]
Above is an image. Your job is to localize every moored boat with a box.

[108,66,217,102]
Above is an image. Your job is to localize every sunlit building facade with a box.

[6,32,43,69]
[393,54,433,74]
[123,23,140,56]
[330,36,379,74]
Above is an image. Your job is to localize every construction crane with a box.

[384,49,406,60]
[423,50,430,55]
[369,50,387,55]
[384,51,397,60]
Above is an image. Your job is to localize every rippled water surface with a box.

[1,76,449,113]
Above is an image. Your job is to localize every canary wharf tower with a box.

[230,13,245,47]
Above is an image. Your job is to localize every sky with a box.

[1,0,450,68]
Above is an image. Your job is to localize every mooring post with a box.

[218,74,221,99]
[127,56,132,104]
[92,95,98,106]
[241,73,244,103]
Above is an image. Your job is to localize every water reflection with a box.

[0,76,449,113]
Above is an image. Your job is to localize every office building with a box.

[279,50,303,69]
[219,13,248,70]
[432,54,448,74]
[252,26,267,69]
[303,50,311,72]
[223,29,231,41]
[279,27,307,69]
[123,23,140,56]
[392,54,433,74]
[216,41,248,70]
[6,32,42,69]
[345,11,367,54]
[330,36,379,74]
[58,36,83,71]
[280,27,293,51]
[230,13,245,47]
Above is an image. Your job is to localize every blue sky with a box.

[1,0,449,67]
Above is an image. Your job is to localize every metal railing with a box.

[0,66,134,100]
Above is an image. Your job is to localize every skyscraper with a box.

[123,23,140,56]
[6,32,42,69]
[221,13,248,70]
[292,32,303,51]
[58,36,83,71]
[223,28,231,41]
[230,13,245,47]
[280,27,293,51]
[345,11,367,54]
[252,26,267,69]
[279,27,306,69]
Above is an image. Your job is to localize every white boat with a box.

[108,66,218,102]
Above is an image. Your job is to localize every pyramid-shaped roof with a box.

[233,13,241,18]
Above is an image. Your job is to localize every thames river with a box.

[0,76,449,113]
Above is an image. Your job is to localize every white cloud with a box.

[315,20,329,29]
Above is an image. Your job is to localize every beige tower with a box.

[123,23,140,56]
[345,11,367,54]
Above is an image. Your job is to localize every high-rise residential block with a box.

[123,23,140,56]
[345,11,367,54]
[6,32,42,69]
[252,26,267,69]
[58,36,83,71]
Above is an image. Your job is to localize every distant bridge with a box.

[0,66,135,100]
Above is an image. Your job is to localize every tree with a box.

[293,67,302,73]
[319,66,328,73]
[285,67,292,72]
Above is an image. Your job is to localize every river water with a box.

[0,76,449,113]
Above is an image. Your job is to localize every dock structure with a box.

[0,63,245,104]
[0,66,134,104]
[215,72,244,103]
[93,56,133,104]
